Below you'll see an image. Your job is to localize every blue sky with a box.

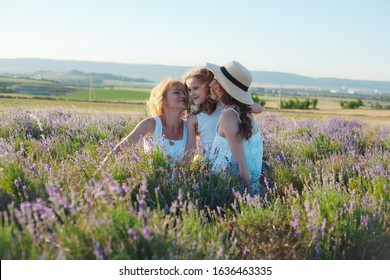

[1,0,389,81]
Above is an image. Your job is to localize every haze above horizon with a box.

[1,0,389,82]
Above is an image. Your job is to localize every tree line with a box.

[280,98,318,109]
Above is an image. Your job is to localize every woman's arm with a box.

[102,117,155,165]
[249,101,263,114]
[218,111,252,190]
[184,114,198,163]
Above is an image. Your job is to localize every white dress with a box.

[196,103,222,155]
[144,116,188,162]
[209,108,263,192]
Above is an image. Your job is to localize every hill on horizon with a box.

[1,58,390,92]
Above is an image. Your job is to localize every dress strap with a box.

[153,116,162,142]
[220,108,260,134]
[221,108,241,123]
[182,119,188,144]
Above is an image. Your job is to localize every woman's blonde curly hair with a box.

[146,78,187,117]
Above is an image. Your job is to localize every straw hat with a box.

[206,60,253,105]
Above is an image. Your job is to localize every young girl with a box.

[103,78,188,165]
[206,60,263,195]
[184,67,262,159]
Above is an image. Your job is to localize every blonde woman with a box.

[104,78,188,165]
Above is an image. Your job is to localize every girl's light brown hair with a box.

[183,67,217,115]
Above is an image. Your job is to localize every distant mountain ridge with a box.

[1,58,390,92]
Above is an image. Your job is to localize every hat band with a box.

[220,66,249,92]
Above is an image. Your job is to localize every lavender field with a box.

[0,107,389,259]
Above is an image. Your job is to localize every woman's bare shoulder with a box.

[134,116,156,134]
[219,109,240,133]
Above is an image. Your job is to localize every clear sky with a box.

[1,0,389,81]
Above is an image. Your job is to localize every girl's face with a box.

[186,77,208,107]
[164,83,187,111]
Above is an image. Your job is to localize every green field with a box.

[0,96,149,115]
[1,76,152,102]
[1,79,390,125]
[62,88,151,101]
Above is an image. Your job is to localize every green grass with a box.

[62,88,151,101]
[1,88,151,102]
[0,97,148,114]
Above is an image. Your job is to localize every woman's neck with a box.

[160,111,183,133]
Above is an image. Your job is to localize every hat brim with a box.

[206,62,254,105]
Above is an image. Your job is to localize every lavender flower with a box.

[362,215,369,229]
[14,178,20,188]
[92,239,105,260]
[141,226,152,241]
[290,210,301,235]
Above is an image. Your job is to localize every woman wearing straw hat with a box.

[183,67,262,160]
[206,60,263,195]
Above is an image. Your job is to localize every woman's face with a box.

[186,77,208,107]
[164,83,187,112]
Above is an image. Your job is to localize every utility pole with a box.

[279,88,281,109]
[89,73,96,101]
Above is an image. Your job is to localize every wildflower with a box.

[21,185,28,199]
[20,201,31,210]
[307,223,315,233]
[319,218,327,238]
[138,199,146,211]
[92,239,105,260]
[141,226,152,241]
[127,228,135,236]
[45,164,51,173]
[130,150,140,162]
[362,215,369,229]
[314,234,321,260]
[192,183,200,192]
[108,142,115,152]
[178,189,183,201]
[140,177,148,193]
[363,193,372,208]
[121,183,130,194]
[290,210,301,235]
[30,164,36,173]
[127,228,138,241]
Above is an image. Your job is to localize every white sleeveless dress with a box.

[209,108,263,192]
[144,116,188,163]
[196,103,222,155]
